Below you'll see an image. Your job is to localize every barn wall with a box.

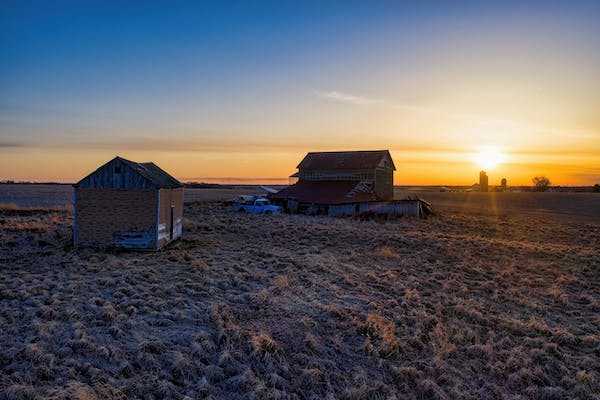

[328,201,422,217]
[374,169,394,200]
[75,188,157,249]
[328,204,359,216]
[359,201,420,216]
[299,169,373,181]
[158,187,184,248]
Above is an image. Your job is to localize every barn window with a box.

[114,166,121,174]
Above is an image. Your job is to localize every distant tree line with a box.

[532,176,551,192]
[529,177,600,193]
[0,180,69,185]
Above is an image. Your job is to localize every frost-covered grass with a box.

[0,203,599,399]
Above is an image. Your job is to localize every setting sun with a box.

[472,146,506,171]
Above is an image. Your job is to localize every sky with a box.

[1,1,599,185]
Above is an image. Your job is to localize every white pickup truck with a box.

[232,198,283,214]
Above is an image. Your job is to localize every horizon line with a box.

[1,180,596,188]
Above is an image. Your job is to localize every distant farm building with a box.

[479,171,489,192]
[272,150,431,217]
[74,156,183,250]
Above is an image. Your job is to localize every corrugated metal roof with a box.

[272,180,378,204]
[297,150,396,171]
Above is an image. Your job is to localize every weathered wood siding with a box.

[299,169,374,181]
[328,200,421,217]
[298,166,393,201]
[75,188,157,249]
[77,158,154,189]
[157,187,184,249]
[328,204,359,216]
[359,201,420,216]
[374,168,394,200]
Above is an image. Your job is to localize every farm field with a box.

[0,184,253,208]
[409,191,600,223]
[2,184,600,222]
[0,185,73,208]
[1,195,599,398]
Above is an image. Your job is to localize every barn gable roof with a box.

[74,156,182,189]
[272,180,378,204]
[297,150,396,171]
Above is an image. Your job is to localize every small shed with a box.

[74,156,183,250]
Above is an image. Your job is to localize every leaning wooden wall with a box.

[327,200,421,217]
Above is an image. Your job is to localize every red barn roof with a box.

[297,150,395,170]
[273,180,378,204]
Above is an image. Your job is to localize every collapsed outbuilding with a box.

[271,150,431,217]
[74,156,183,250]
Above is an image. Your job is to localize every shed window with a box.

[114,166,121,174]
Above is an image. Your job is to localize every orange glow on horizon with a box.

[0,144,598,186]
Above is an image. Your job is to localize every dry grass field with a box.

[1,190,599,399]
[409,191,600,223]
[0,184,255,208]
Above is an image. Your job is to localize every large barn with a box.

[74,156,183,250]
[272,150,430,217]
[275,150,395,205]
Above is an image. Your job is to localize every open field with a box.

[2,184,600,222]
[0,185,254,208]
[408,191,600,223]
[1,199,599,399]
[0,185,73,208]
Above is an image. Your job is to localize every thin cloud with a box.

[312,89,478,120]
[543,129,598,139]
[1,137,377,153]
[0,142,24,148]
[313,89,600,141]
[312,90,380,105]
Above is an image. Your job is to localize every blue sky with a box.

[1,1,599,184]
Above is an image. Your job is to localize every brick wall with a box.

[75,188,157,249]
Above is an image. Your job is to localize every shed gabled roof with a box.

[297,150,396,171]
[74,156,183,189]
[118,158,183,189]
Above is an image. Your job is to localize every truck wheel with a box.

[239,208,246,212]
[265,210,272,215]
